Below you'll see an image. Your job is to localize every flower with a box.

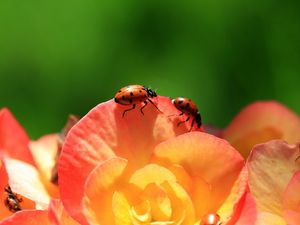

[247,140,300,224]
[58,97,254,224]
[222,101,300,158]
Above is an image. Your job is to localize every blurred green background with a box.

[1,1,300,139]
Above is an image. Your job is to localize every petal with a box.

[112,191,132,225]
[152,132,244,218]
[141,183,172,221]
[48,199,80,225]
[247,140,300,216]
[0,108,34,164]
[160,181,196,225]
[29,134,59,198]
[282,170,300,225]
[218,167,249,224]
[59,96,197,223]
[4,158,50,209]
[82,157,128,225]
[234,192,257,225]
[223,101,300,158]
[129,164,176,189]
[0,161,11,220]
[0,210,50,225]
[255,212,286,225]
[29,134,58,183]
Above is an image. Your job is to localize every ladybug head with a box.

[145,87,157,98]
[195,112,202,128]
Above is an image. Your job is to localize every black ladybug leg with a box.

[168,112,184,117]
[147,98,162,113]
[189,118,195,132]
[122,104,136,117]
[177,116,190,127]
[140,101,148,115]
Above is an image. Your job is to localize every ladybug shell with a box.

[172,97,198,115]
[114,85,149,105]
[200,213,221,225]
[5,197,22,212]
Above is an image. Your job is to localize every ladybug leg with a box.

[147,99,162,113]
[168,112,184,117]
[177,116,190,127]
[140,101,148,115]
[189,118,195,132]
[122,104,136,117]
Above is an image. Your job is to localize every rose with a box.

[58,97,254,224]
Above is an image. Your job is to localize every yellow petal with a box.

[129,164,176,189]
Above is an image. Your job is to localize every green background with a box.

[1,1,300,138]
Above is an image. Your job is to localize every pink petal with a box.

[0,210,50,225]
[223,101,300,158]
[48,199,80,225]
[59,96,200,224]
[283,170,300,225]
[234,192,257,225]
[247,140,300,216]
[0,108,34,164]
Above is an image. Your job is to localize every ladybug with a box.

[114,85,161,117]
[171,97,202,131]
[4,185,22,213]
[200,213,222,225]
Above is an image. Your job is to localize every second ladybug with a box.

[171,97,202,131]
[114,85,161,117]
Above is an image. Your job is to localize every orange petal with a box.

[223,101,300,158]
[152,132,244,218]
[247,140,300,216]
[0,108,34,164]
[0,210,50,225]
[83,157,128,225]
[58,96,193,223]
[282,170,300,225]
[4,158,50,209]
[48,199,80,225]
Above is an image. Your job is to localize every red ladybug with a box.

[114,85,161,117]
[171,97,202,131]
[200,213,222,225]
[4,185,22,213]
